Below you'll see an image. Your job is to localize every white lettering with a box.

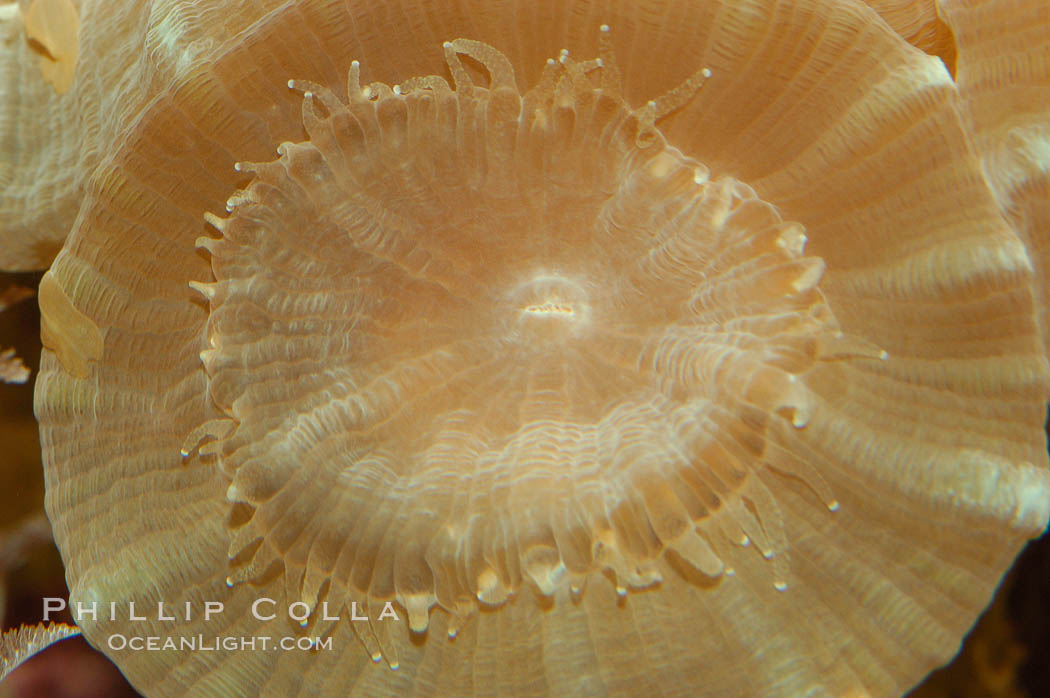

[288,601,310,624]
[204,601,224,621]
[76,601,97,621]
[157,602,175,621]
[251,598,276,621]
[42,597,66,622]
[378,602,399,621]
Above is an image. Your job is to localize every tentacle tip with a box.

[774,581,788,592]
[201,213,226,233]
[702,68,713,78]
[188,280,216,300]
[196,238,219,255]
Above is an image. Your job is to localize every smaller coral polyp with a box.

[183,31,853,652]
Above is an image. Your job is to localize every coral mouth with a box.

[181,31,853,660]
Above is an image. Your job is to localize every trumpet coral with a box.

[4,0,1050,695]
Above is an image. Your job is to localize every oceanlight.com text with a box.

[107,634,333,652]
